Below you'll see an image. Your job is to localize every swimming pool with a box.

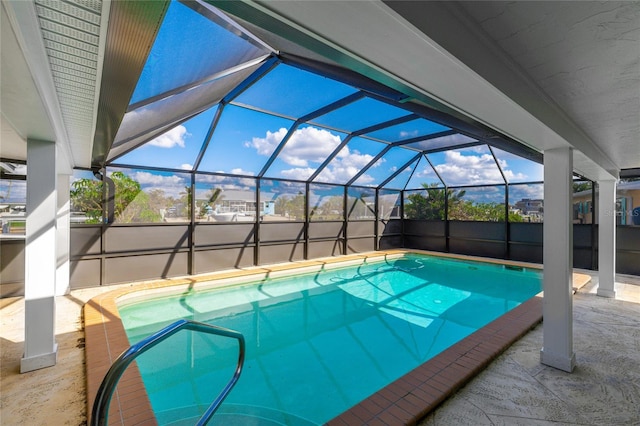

[116,253,541,425]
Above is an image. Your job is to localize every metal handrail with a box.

[90,319,245,426]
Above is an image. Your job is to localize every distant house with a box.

[513,198,544,222]
[572,180,640,225]
[196,190,276,216]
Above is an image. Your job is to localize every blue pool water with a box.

[118,254,541,425]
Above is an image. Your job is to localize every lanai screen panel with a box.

[427,146,504,186]
[309,183,345,221]
[352,145,417,187]
[129,0,270,105]
[364,117,450,143]
[232,63,358,119]
[403,133,478,152]
[492,147,543,183]
[101,0,546,213]
[197,105,295,175]
[309,97,410,133]
[262,125,348,181]
[116,106,218,170]
[313,136,387,184]
[400,155,443,190]
[194,174,257,221]
[110,63,263,162]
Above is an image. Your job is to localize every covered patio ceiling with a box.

[1,1,638,182]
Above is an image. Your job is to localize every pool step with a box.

[161,403,317,426]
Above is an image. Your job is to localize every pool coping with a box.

[84,250,589,425]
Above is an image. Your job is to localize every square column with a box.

[56,173,71,296]
[540,147,575,372]
[597,179,616,298]
[21,139,58,373]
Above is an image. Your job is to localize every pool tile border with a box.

[325,295,543,426]
[83,250,586,425]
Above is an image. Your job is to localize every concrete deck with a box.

[1,264,639,425]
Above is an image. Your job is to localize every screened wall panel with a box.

[404,220,445,237]
[259,242,304,264]
[346,237,375,254]
[509,223,543,263]
[195,223,255,246]
[403,235,446,251]
[0,240,25,297]
[308,221,343,240]
[617,253,640,275]
[195,247,255,273]
[105,225,190,252]
[573,249,593,270]
[70,226,102,256]
[308,240,343,258]
[618,226,640,252]
[379,219,402,235]
[260,222,305,242]
[617,226,640,275]
[379,235,402,250]
[573,224,594,250]
[449,239,505,258]
[509,223,543,244]
[309,183,344,221]
[69,258,101,289]
[509,245,543,264]
[449,221,506,241]
[348,221,375,237]
[105,252,189,284]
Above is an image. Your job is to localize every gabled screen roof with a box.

[107,0,543,190]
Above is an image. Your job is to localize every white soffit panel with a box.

[34,0,104,167]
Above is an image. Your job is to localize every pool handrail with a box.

[90,318,245,426]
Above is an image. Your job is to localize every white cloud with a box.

[434,151,505,185]
[197,174,256,189]
[495,158,528,182]
[510,184,543,201]
[313,146,378,184]
[281,167,316,181]
[247,127,342,167]
[147,125,189,149]
[399,129,419,138]
[130,171,188,198]
[180,163,193,170]
[230,168,255,176]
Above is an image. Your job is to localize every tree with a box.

[275,192,305,220]
[70,171,162,223]
[573,182,591,193]
[404,183,465,220]
[312,195,343,220]
[70,177,103,223]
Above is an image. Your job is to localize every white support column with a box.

[597,179,616,298]
[540,147,575,373]
[21,139,58,373]
[56,173,71,296]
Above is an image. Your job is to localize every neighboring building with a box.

[197,190,276,216]
[572,181,640,225]
[513,198,544,222]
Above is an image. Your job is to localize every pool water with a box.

[118,254,541,425]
